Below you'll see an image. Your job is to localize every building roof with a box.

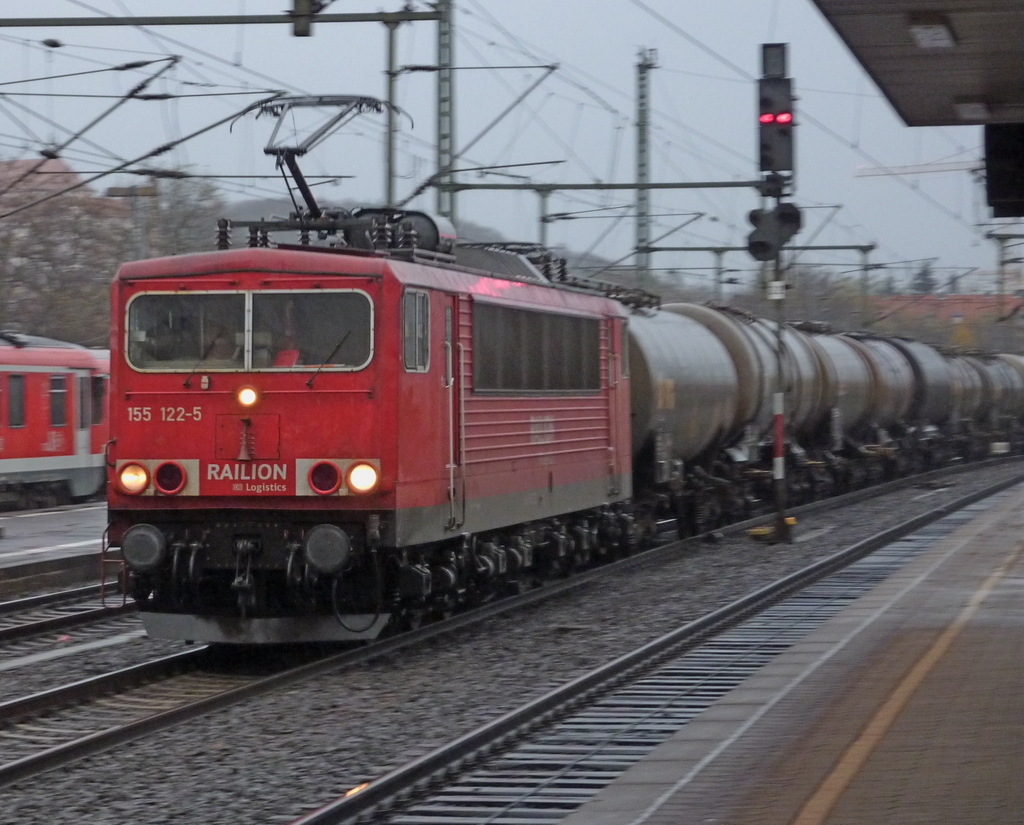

[875,293,1024,324]
[0,157,84,195]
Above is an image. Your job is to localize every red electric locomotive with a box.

[107,213,638,643]
[0,333,108,507]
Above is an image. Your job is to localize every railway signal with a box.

[747,208,777,262]
[775,201,802,243]
[758,43,794,177]
[746,202,802,262]
[758,76,794,173]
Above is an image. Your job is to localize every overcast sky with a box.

[1,1,1017,293]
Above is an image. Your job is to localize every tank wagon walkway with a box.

[560,483,1024,825]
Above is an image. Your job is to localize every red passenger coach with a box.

[0,334,108,507]
[108,226,635,643]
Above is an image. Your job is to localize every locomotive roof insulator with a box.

[352,208,456,254]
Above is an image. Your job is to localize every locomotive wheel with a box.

[398,608,425,631]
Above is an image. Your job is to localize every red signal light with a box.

[760,112,793,125]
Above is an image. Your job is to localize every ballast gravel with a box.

[0,462,1021,825]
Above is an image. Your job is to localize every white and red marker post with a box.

[768,263,793,543]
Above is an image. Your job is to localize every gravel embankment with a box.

[1,462,1021,825]
[0,615,187,701]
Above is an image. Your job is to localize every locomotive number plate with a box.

[127,406,202,422]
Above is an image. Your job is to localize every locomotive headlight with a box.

[237,386,259,407]
[346,462,379,494]
[119,463,150,495]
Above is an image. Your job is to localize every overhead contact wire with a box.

[0,56,180,198]
[0,93,285,221]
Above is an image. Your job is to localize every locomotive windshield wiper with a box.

[183,339,220,388]
[306,330,351,388]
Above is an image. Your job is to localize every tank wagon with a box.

[0,333,108,508]
[105,215,1024,644]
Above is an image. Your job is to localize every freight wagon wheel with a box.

[810,467,834,501]
[906,451,926,476]
[694,492,722,536]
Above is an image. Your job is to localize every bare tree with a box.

[0,160,226,346]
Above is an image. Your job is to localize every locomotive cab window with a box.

[403,289,430,372]
[473,304,601,393]
[252,291,372,371]
[127,293,245,370]
[126,290,373,372]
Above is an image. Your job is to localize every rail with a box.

[286,468,1024,824]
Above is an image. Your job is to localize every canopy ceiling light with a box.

[953,100,990,121]
[907,12,957,49]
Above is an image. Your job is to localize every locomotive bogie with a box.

[121,503,640,643]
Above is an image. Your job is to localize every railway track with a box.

[0,584,133,645]
[0,460,1017,794]
[284,472,1021,825]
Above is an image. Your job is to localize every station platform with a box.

[0,504,108,596]
[561,483,1024,825]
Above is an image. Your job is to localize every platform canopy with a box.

[807,1,1024,126]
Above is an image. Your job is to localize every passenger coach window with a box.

[78,376,90,429]
[127,293,245,370]
[50,376,67,427]
[8,375,25,428]
[403,289,430,372]
[473,304,601,393]
[252,292,372,370]
[91,377,107,424]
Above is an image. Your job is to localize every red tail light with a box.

[154,461,186,495]
[308,461,342,495]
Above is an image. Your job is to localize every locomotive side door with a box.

[606,317,621,496]
[444,297,465,529]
